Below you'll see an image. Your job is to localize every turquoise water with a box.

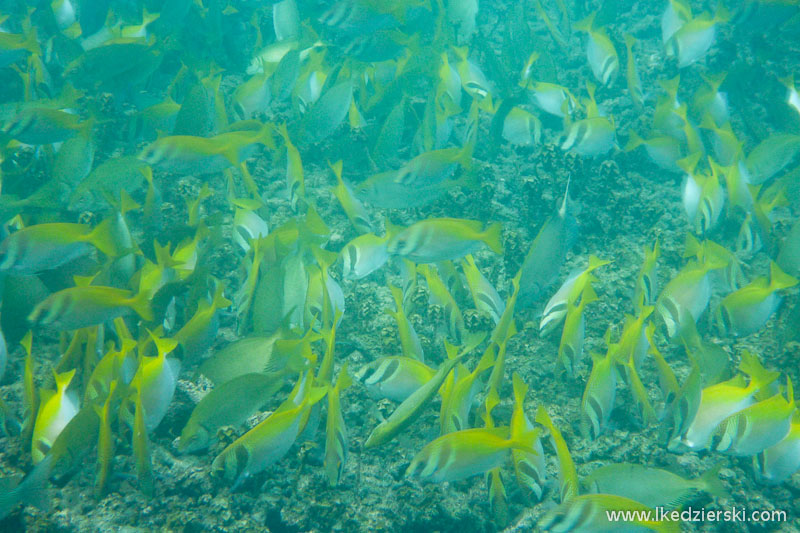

[1,0,799,531]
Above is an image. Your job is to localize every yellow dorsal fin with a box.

[329,159,343,182]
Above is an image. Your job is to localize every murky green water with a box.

[1,0,799,531]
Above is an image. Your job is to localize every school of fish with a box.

[1,0,800,530]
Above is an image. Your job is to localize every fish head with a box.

[212,443,251,490]
[178,422,210,454]
[386,232,410,257]
[138,141,168,166]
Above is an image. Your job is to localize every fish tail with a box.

[306,385,329,407]
[384,217,401,240]
[701,242,732,272]
[483,222,503,255]
[0,454,53,521]
[768,261,798,292]
[0,476,23,521]
[484,385,500,421]
[512,373,529,409]
[147,329,178,358]
[388,283,405,313]
[535,406,556,433]
[714,2,732,23]
[129,288,154,322]
[259,122,277,149]
[0,396,21,436]
[23,27,42,56]
[739,351,779,391]
[508,428,540,456]
[650,238,661,260]
[87,219,121,257]
[334,362,353,393]
[624,130,644,152]
[698,463,730,501]
[222,145,242,166]
[211,280,233,310]
[459,131,476,170]
[573,10,596,33]
[476,345,496,374]
[587,254,612,273]
[54,367,76,392]
[701,71,727,92]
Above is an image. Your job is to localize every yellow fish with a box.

[387,218,503,264]
[32,369,79,463]
[212,373,327,489]
[406,427,536,483]
[29,283,153,331]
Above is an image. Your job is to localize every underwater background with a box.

[1,0,800,531]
